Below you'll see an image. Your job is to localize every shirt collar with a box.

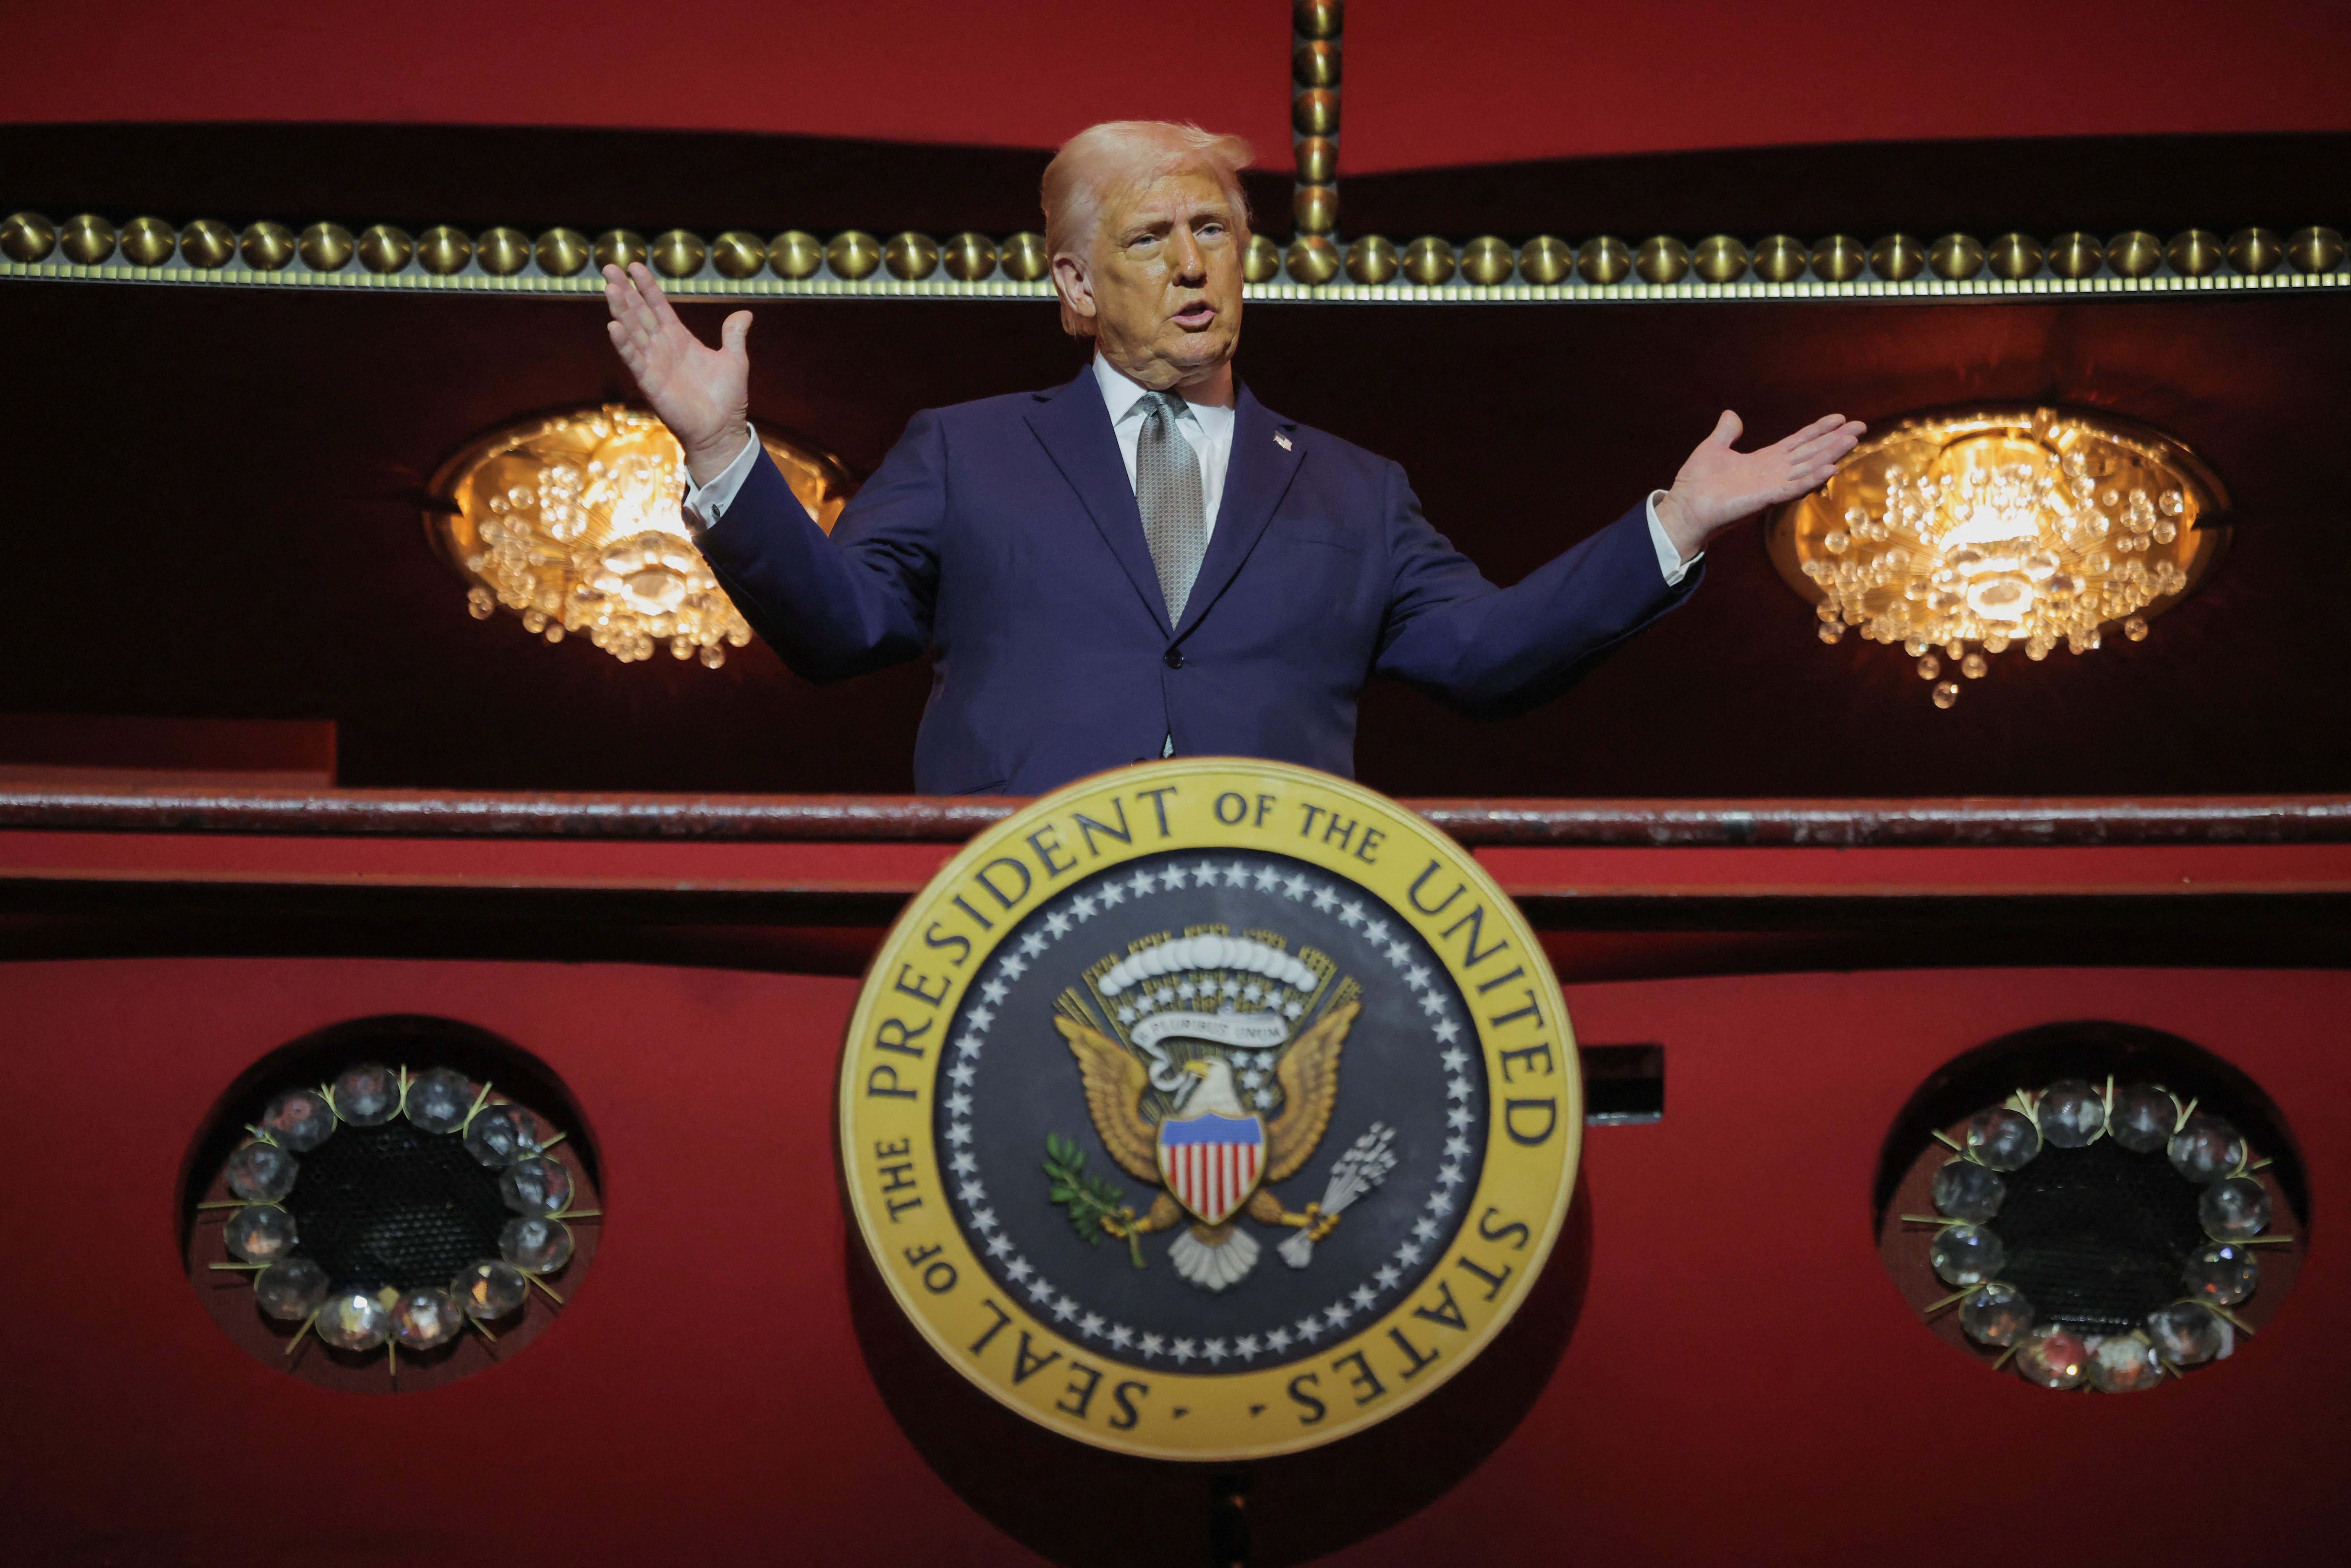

[1092,353,1234,432]
[1093,353,1174,424]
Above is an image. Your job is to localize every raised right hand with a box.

[602,262,752,485]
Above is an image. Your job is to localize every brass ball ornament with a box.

[1928,233,1985,281]
[1867,234,1925,282]
[1570,235,1627,286]
[1810,235,1867,283]
[1691,234,1748,284]
[2105,231,2163,279]
[119,215,177,267]
[591,229,648,274]
[300,222,357,272]
[59,213,117,265]
[942,232,998,282]
[1751,234,1808,283]
[1292,88,1339,138]
[768,230,824,280]
[1284,234,1340,286]
[416,225,474,275]
[2165,230,2225,278]
[1400,235,1455,286]
[999,232,1050,282]
[1,210,57,263]
[2226,228,2283,275]
[825,230,882,280]
[710,231,769,280]
[1292,184,1338,237]
[476,226,533,276]
[884,231,940,281]
[1242,233,1284,284]
[179,217,238,270]
[1294,0,1343,40]
[1293,136,1336,187]
[534,228,590,278]
[1343,234,1398,286]
[1634,234,1690,284]
[2287,226,2345,275]
[651,228,708,278]
[2047,233,2104,279]
[1986,233,2043,281]
[1515,234,1572,286]
[1458,235,1514,286]
[357,224,414,274]
[235,221,293,271]
[1294,39,1340,88]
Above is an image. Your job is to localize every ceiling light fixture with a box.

[1767,407,2228,707]
[427,406,854,667]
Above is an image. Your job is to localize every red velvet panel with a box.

[6,3,2349,170]
[3,956,2342,1564]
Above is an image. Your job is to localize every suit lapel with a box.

[1024,368,1171,637]
[1176,384,1304,639]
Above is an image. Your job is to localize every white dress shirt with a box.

[681,355,1697,585]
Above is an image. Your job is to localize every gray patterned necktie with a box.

[1135,391,1207,624]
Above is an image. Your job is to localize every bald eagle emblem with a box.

[1051,928,1395,1292]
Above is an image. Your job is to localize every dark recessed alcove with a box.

[8,123,2347,800]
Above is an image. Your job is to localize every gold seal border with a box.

[838,759,1581,1461]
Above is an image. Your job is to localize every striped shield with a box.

[1157,1111,1266,1227]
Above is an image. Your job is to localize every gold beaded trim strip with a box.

[1290,0,1342,241]
[2,213,2344,301]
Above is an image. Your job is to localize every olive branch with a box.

[1043,1133,1146,1269]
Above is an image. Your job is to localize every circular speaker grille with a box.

[284,1120,517,1294]
[1876,1022,2307,1390]
[182,1016,600,1394]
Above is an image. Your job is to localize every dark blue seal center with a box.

[932,849,1488,1374]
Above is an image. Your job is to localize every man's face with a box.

[1063,169,1244,390]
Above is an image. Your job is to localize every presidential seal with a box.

[840,760,1580,1459]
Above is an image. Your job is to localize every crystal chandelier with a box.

[1767,408,2228,706]
[427,406,855,666]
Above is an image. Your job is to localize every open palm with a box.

[1655,410,1866,560]
[602,261,753,483]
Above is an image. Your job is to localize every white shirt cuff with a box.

[1645,489,1700,587]
[681,424,762,533]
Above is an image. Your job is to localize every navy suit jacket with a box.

[697,367,1698,795]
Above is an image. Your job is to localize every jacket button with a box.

[1163,648,1184,669]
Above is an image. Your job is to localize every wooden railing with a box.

[5,785,2351,846]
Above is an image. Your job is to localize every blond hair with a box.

[1041,120,1254,337]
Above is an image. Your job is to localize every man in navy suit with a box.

[604,121,1861,795]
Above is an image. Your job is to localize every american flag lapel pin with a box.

[1274,431,1293,451]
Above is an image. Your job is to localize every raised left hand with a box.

[1654,410,1866,562]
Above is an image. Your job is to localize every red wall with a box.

[9,2,2351,172]
[5,955,2343,1565]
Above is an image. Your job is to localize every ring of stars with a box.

[937,853,1487,1368]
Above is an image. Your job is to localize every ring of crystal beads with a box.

[215,1064,583,1369]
